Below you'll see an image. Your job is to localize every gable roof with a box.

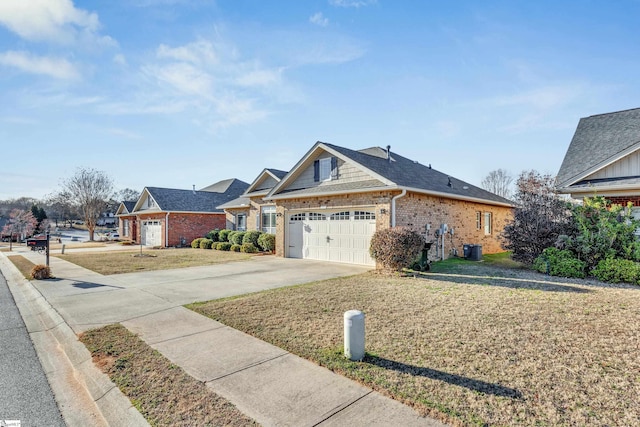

[115,201,136,216]
[199,178,250,194]
[557,108,640,188]
[267,142,513,206]
[133,179,249,214]
[217,168,288,210]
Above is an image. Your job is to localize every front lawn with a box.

[56,248,252,275]
[188,263,640,426]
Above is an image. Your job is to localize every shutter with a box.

[313,160,320,182]
[331,157,338,179]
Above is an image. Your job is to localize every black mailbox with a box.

[27,238,47,248]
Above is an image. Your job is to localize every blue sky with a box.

[1,0,639,200]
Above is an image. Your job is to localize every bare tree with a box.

[44,191,79,228]
[59,168,114,241]
[481,169,513,199]
[106,188,141,212]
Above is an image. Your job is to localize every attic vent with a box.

[192,185,196,195]
[447,177,452,187]
[386,145,391,163]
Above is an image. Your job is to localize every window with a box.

[314,157,338,182]
[354,211,375,220]
[123,219,130,237]
[236,214,246,231]
[290,213,306,221]
[308,212,326,221]
[330,211,350,220]
[476,212,482,230]
[261,206,276,234]
[484,212,492,235]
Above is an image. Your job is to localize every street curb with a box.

[0,253,149,427]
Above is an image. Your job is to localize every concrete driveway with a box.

[29,255,371,333]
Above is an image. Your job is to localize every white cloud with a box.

[236,68,283,87]
[310,12,329,27]
[107,128,143,140]
[145,62,214,96]
[0,0,114,46]
[156,40,219,65]
[0,50,79,80]
[113,54,128,66]
[329,0,376,7]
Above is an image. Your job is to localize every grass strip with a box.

[188,266,640,427]
[80,324,257,427]
[6,255,36,279]
[56,248,252,275]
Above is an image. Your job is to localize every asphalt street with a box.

[0,270,64,427]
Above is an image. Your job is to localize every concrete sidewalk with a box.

[1,249,446,426]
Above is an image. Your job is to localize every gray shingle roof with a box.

[322,143,512,205]
[266,169,288,179]
[122,201,136,213]
[145,179,249,213]
[557,108,640,187]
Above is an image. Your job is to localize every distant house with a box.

[557,108,640,214]
[117,179,249,247]
[217,168,288,232]
[220,141,513,266]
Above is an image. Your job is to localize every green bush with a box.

[206,229,220,242]
[191,238,203,249]
[230,231,245,245]
[533,247,586,278]
[242,230,262,247]
[369,227,424,272]
[199,238,213,249]
[218,229,231,242]
[230,244,241,252]
[591,258,640,284]
[240,242,258,253]
[216,242,232,251]
[227,231,237,244]
[257,233,276,252]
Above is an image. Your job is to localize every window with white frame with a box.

[319,158,332,181]
[330,211,350,220]
[236,214,246,231]
[484,212,492,235]
[123,219,130,236]
[290,213,306,221]
[308,212,326,221]
[261,206,276,234]
[476,212,482,230]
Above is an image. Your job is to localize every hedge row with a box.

[191,230,275,253]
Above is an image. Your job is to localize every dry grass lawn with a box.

[188,260,640,427]
[80,324,257,426]
[6,255,37,279]
[56,248,252,275]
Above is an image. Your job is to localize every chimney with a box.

[386,145,391,162]
[192,184,196,194]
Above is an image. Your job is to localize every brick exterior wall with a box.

[606,196,640,207]
[118,215,137,242]
[274,190,512,261]
[222,198,276,233]
[132,212,226,247]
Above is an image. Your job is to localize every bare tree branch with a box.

[481,169,514,199]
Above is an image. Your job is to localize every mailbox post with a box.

[45,231,50,267]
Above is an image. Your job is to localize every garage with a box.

[286,209,376,266]
[141,220,162,246]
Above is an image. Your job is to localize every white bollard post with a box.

[344,310,365,361]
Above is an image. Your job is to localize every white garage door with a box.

[287,210,376,266]
[142,220,162,246]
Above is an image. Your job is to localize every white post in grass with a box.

[344,310,365,361]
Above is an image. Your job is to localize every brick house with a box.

[259,142,513,266]
[217,168,288,233]
[118,179,248,247]
[115,201,137,241]
[557,108,640,216]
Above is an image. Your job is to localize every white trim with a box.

[559,142,640,187]
[391,189,406,227]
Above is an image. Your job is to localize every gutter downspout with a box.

[165,212,170,248]
[391,189,407,227]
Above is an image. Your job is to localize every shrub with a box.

[31,264,51,280]
[230,244,241,252]
[216,242,232,251]
[227,231,237,244]
[218,229,231,242]
[230,231,246,245]
[199,238,213,249]
[533,247,586,278]
[257,233,276,252]
[369,227,424,272]
[206,229,220,242]
[591,258,640,284]
[241,242,258,253]
[242,230,262,247]
[191,238,203,249]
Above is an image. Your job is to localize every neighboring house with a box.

[118,179,249,247]
[115,201,137,240]
[260,142,513,266]
[217,168,288,232]
[557,108,640,214]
